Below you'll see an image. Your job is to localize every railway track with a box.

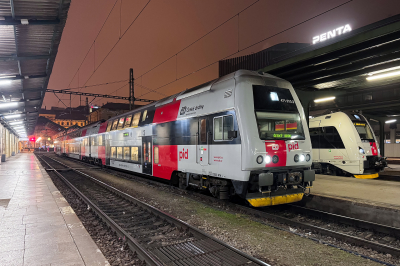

[36,154,269,266]
[42,154,400,264]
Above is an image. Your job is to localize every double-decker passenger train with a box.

[55,70,315,207]
[309,112,387,178]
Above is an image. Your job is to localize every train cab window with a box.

[132,112,141,127]
[98,135,103,146]
[111,147,116,158]
[124,115,132,128]
[200,119,207,143]
[117,117,125,129]
[106,122,112,132]
[131,147,139,161]
[117,147,123,159]
[142,110,147,122]
[154,147,159,164]
[123,147,130,160]
[214,115,234,141]
[111,119,118,130]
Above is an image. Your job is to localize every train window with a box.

[214,115,234,141]
[132,112,141,127]
[118,117,125,129]
[117,147,123,159]
[123,147,130,160]
[317,126,345,149]
[131,147,139,161]
[111,147,116,158]
[200,119,207,143]
[214,117,223,140]
[91,137,95,146]
[124,115,132,128]
[98,135,103,146]
[154,147,159,164]
[106,122,112,132]
[111,119,118,130]
[142,110,147,122]
[148,142,152,163]
[223,116,234,140]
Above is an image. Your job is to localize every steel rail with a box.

[48,154,400,259]
[36,155,164,266]
[38,154,270,266]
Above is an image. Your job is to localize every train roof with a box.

[57,70,285,139]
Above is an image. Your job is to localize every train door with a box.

[309,120,321,161]
[197,117,209,166]
[142,136,153,175]
[105,137,111,166]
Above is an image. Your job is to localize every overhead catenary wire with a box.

[137,0,354,99]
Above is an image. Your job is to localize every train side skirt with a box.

[247,193,304,207]
[354,173,379,179]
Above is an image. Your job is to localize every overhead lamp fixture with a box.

[367,70,400,81]
[314,96,336,103]
[36,137,42,142]
[385,119,397,124]
[368,66,400,76]
[0,79,12,86]
[4,114,21,119]
[9,121,23,125]
[0,102,18,108]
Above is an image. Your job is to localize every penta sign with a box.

[312,24,352,44]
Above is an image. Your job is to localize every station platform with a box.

[312,174,400,208]
[0,153,109,266]
[301,174,400,228]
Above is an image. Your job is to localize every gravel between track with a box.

[75,167,388,266]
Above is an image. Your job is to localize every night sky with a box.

[44,0,400,109]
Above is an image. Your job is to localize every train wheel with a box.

[178,175,188,190]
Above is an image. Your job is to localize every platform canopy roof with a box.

[259,15,400,118]
[0,0,70,138]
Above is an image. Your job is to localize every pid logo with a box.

[179,148,188,161]
[288,142,299,152]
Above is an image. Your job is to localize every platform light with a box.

[36,137,41,142]
[0,102,18,108]
[0,79,12,86]
[367,70,400,81]
[13,125,24,129]
[9,121,23,125]
[314,96,336,103]
[4,114,21,119]
[385,119,397,124]
[368,66,400,76]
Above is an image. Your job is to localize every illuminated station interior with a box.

[1,1,400,265]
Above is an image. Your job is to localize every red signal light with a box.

[29,137,35,142]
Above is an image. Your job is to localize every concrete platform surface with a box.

[0,153,109,266]
[313,174,400,209]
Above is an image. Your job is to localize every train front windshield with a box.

[353,122,374,141]
[253,85,305,140]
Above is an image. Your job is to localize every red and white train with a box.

[55,70,315,207]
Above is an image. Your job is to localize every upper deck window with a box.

[124,115,132,128]
[117,117,125,129]
[253,85,304,140]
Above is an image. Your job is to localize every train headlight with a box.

[294,154,299,162]
[256,155,263,164]
[359,147,365,154]
[306,154,311,161]
[272,155,279,164]
[265,155,271,164]
[299,154,305,162]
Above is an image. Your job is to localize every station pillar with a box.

[389,123,397,144]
